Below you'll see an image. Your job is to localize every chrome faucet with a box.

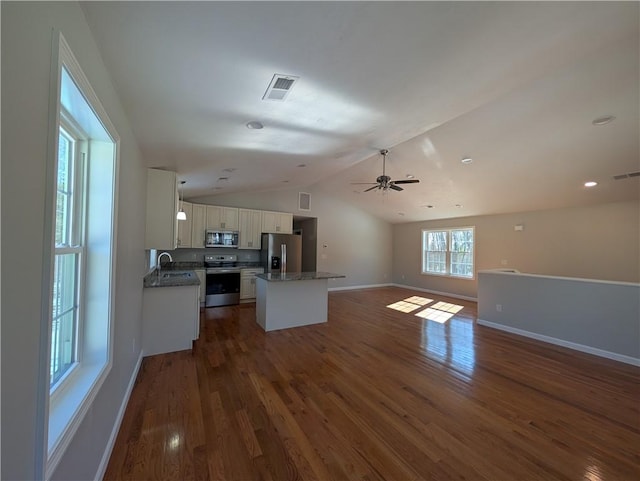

[157,252,173,270]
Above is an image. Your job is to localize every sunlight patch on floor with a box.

[415,308,455,323]
[386,301,422,313]
[430,301,464,314]
[404,296,433,306]
[387,296,464,324]
[386,296,433,313]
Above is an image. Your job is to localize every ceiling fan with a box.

[352,149,420,192]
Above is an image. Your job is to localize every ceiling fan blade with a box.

[392,179,420,184]
[389,184,403,191]
[364,185,380,192]
[351,182,378,185]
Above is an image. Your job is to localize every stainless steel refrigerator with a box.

[261,233,302,274]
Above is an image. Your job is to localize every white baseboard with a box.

[477,319,640,367]
[327,283,478,303]
[94,351,144,480]
[392,283,478,302]
[328,283,393,292]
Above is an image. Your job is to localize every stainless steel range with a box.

[204,254,241,307]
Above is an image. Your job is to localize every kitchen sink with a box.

[161,272,193,279]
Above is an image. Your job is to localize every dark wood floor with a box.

[104,287,640,480]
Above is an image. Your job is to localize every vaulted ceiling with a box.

[81,1,639,223]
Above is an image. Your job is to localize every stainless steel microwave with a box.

[205,230,239,248]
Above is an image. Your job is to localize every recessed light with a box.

[246,121,264,130]
[592,115,615,126]
[297,164,306,168]
[461,157,473,164]
[584,181,598,187]
[421,204,434,209]
[282,180,290,183]
[217,176,229,181]
[398,212,405,216]
[223,168,237,173]
[455,204,463,208]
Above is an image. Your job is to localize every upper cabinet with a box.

[206,205,239,231]
[145,169,177,250]
[238,209,262,249]
[191,203,206,248]
[262,210,293,234]
[163,198,296,250]
[176,201,193,248]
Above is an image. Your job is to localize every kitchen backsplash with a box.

[167,248,261,263]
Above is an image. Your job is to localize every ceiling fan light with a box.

[246,120,264,130]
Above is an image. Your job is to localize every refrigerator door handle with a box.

[281,244,287,273]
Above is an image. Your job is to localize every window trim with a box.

[38,32,121,480]
[421,226,476,280]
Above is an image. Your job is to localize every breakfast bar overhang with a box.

[255,272,345,332]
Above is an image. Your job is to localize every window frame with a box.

[39,32,121,480]
[421,226,475,280]
[50,120,88,393]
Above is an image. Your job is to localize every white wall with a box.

[1,2,146,480]
[393,201,640,299]
[478,271,639,364]
[193,185,393,288]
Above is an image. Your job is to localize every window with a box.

[51,124,86,388]
[43,34,120,477]
[422,227,474,279]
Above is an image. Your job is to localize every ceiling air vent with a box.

[263,74,299,101]
[298,192,311,211]
[613,171,640,180]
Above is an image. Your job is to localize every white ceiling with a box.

[81,1,639,223]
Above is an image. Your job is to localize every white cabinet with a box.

[194,269,206,305]
[240,268,264,300]
[261,210,293,234]
[191,203,206,248]
[177,202,193,248]
[238,209,262,249]
[171,201,295,249]
[206,205,239,231]
[145,169,177,250]
[142,284,199,355]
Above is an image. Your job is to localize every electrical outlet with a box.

[496,304,502,312]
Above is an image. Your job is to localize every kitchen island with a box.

[255,272,345,332]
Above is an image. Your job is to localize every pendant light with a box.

[177,180,187,220]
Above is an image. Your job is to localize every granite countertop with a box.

[238,263,264,269]
[144,268,201,288]
[256,271,345,282]
[158,261,204,270]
